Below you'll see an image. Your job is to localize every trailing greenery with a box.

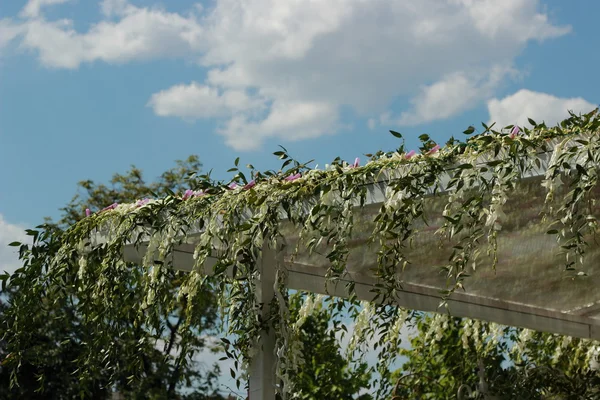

[1,157,224,399]
[393,313,600,399]
[3,110,600,398]
[285,293,373,400]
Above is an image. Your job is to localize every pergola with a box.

[83,118,600,399]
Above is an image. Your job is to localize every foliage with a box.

[1,156,225,399]
[393,313,600,399]
[286,293,372,400]
[3,110,600,398]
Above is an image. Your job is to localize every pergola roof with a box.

[85,118,600,399]
[117,146,600,340]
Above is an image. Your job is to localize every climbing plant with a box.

[3,110,600,398]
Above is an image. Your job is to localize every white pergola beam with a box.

[105,140,600,399]
[122,245,600,340]
[248,242,277,400]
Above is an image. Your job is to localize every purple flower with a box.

[405,150,416,160]
[101,203,118,212]
[193,190,205,197]
[228,182,238,189]
[85,208,91,217]
[182,189,194,200]
[427,144,440,155]
[136,198,151,207]
[243,180,256,190]
[510,125,520,139]
[284,173,302,182]
[351,157,360,168]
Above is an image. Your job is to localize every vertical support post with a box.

[248,242,277,400]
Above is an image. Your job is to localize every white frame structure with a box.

[101,146,600,399]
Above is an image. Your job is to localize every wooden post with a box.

[248,242,277,400]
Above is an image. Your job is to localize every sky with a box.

[1,0,599,394]
[1,0,600,272]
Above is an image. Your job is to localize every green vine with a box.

[4,109,600,398]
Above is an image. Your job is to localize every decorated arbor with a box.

[4,110,600,399]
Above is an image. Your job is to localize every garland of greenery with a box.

[5,110,600,398]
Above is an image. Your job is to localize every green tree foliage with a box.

[1,156,225,399]
[391,314,600,399]
[1,156,371,399]
[287,294,372,400]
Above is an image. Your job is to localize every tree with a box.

[4,112,600,399]
[1,156,368,400]
[287,294,372,400]
[391,313,600,399]
[1,156,226,399]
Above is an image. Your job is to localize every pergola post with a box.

[248,242,277,400]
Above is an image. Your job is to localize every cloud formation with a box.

[19,0,73,19]
[382,66,519,126]
[487,89,597,129]
[148,82,266,121]
[2,0,571,149]
[0,214,27,276]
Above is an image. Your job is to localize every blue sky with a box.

[1,1,599,394]
[0,0,599,273]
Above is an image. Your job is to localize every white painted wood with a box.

[120,242,600,340]
[96,137,600,343]
[284,268,598,339]
[248,242,277,400]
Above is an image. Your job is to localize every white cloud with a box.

[4,0,571,149]
[148,82,265,120]
[0,20,23,53]
[17,4,204,69]
[20,0,73,19]
[367,119,377,131]
[0,215,28,276]
[218,100,340,151]
[100,0,128,17]
[384,66,518,126]
[455,0,570,41]
[487,89,597,129]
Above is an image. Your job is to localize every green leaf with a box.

[0,273,8,291]
[389,130,403,139]
[463,126,475,135]
[456,163,473,170]
[8,241,21,247]
[528,117,537,126]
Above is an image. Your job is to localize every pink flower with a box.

[136,198,150,207]
[228,182,238,189]
[427,144,440,155]
[510,125,520,139]
[85,208,91,217]
[405,150,416,160]
[284,173,302,182]
[101,203,118,212]
[351,157,360,168]
[243,180,256,190]
[182,189,194,200]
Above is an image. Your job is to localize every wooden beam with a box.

[248,242,277,400]
[285,266,598,340]
[122,244,600,340]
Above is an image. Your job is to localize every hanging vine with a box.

[3,109,600,398]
